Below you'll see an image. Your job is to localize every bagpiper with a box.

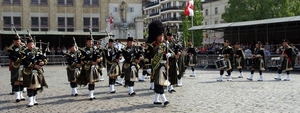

[166,32,179,92]
[76,37,100,100]
[65,42,81,96]
[186,40,198,77]
[147,20,170,106]
[234,42,245,78]
[94,41,105,81]
[22,38,48,107]
[8,36,26,102]
[119,37,141,96]
[247,41,266,81]
[274,39,296,81]
[217,40,234,81]
[103,39,121,93]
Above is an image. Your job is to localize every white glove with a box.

[166,53,172,58]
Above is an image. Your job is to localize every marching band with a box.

[6,21,298,107]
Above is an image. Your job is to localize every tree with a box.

[182,0,203,47]
[222,0,300,23]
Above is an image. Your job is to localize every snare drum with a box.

[246,58,256,66]
[271,57,281,67]
[215,59,227,69]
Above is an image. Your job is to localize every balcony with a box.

[161,17,182,22]
[161,6,183,12]
[149,12,159,17]
[145,2,159,8]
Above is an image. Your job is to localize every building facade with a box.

[201,0,228,44]
[0,0,143,49]
[143,0,187,39]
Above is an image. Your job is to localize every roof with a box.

[189,16,300,30]
[0,30,114,36]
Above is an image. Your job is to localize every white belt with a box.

[160,60,166,63]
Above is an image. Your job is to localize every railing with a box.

[149,12,159,17]
[145,2,159,8]
[161,17,182,22]
[196,54,300,70]
[161,6,183,12]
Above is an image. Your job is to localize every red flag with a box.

[110,13,114,31]
[184,0,194,16]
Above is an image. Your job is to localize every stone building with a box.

[0,0,143,49]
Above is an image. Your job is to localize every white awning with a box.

[189,16,300,30]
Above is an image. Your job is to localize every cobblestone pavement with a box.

[1,66,300,113]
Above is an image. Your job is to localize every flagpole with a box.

[192,16,194,45]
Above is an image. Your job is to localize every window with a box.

[3,16,21,31]
[114,7,118,12]
[128,7,134,13]
[57,17,74,32]
[58,0,72,5]
[3,0,20,4]
[205,22,208,25]
[31,17,48,31]
[205,9,208,16]
[58,17,65,27]
[31,0,47,5]
[215,7,218,14]
[31,17,39,26]
[84,0,98,6]
[66,0,73,5]
[83,17,99,32]
[215,21,218,24]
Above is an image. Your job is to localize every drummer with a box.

[217,40,234,81]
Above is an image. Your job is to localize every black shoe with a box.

[110,91,116,93]
[21,98,26,101]
[257,79,263,81]
[138,79,145,82]
[16,99,20,102]
[164,101,169,106]
[225,75,229,77]
[274,78,281,81]
[129,92,136,96]
[10,92,15,95]
[34,103,38,105]
[153,102,162,105]
[27,105,33,107]
[247,78,253,81]
[89,97,96,100]
[170,89,176,92]
[74,93,78,96]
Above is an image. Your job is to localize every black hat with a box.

[224,40,230,43]
[127,37,134,41]
[87,36,92,41]
[109,39,114,42]
[94,41,99,45]
[147,20,164,43]
[27,38,34,43]
[282,39,288,43]
[235,42,240,45]
[13,36,20,40]
[166,32,172,36]
[68,43,76,48]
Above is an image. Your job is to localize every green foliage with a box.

[222,0,300,22]
[182,0,203,47]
